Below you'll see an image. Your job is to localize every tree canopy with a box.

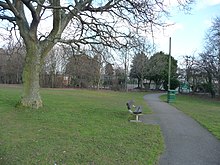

[148,51,178,89]
[129,51,178,90]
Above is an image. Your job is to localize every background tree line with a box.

[0,39,178,91]
[1,16,220,98]
[0,44,25,84]
[0,44,128,90]
[179,16,220,98]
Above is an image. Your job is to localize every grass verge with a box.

[0,86,164,165]
[161,94,220,140]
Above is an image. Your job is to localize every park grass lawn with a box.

[161,94,220,140]
[0,86,164,165]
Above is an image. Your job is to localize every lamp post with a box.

[168,37,171,91]
[167,37,173,103]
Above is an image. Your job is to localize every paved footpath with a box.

[142,93,220,165]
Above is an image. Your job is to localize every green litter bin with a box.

[167,90,176,103]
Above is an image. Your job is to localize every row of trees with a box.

[181,16,220,97]
[0,44,128,90]
[3,33,218,98]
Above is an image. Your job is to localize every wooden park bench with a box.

[126,100,142,122]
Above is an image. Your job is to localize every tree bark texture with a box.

[20,44,43,109]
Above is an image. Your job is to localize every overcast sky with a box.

[1,0,220,67]
[155,0,220,64]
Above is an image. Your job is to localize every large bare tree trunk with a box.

[20,44,43,109]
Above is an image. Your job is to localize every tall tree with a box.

[40,45,69,88]
[104,63,114,88]
[66,53,100,88]
[113,66,126,90]
[201,16,220,96]
[199,51,217,97]
[88,44,109,90]
[182,55,200,92]
[130,52,148,88]
[0,0,194,108]
[148,51,178,90]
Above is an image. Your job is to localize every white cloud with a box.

[205,0,220,6]
[164,0,220,12]
[196,0,220,9]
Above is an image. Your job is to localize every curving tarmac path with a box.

[142,93,220,165]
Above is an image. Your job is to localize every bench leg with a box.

[136,115,139,121]
[130,114,142,122]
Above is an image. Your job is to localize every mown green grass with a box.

[0,86,164,165]
[161,94,220,140]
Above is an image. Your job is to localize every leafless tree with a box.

[200,16,220,96]
[0,41,25,84]
[182,55,201,92]
[0,0,194,108]
[130,52,148,89]
[104,62,114,89]
[88,44,111,90]
[40,45,69,88]
[66,51,100,88]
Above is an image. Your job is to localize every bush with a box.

[163,78,180,90]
